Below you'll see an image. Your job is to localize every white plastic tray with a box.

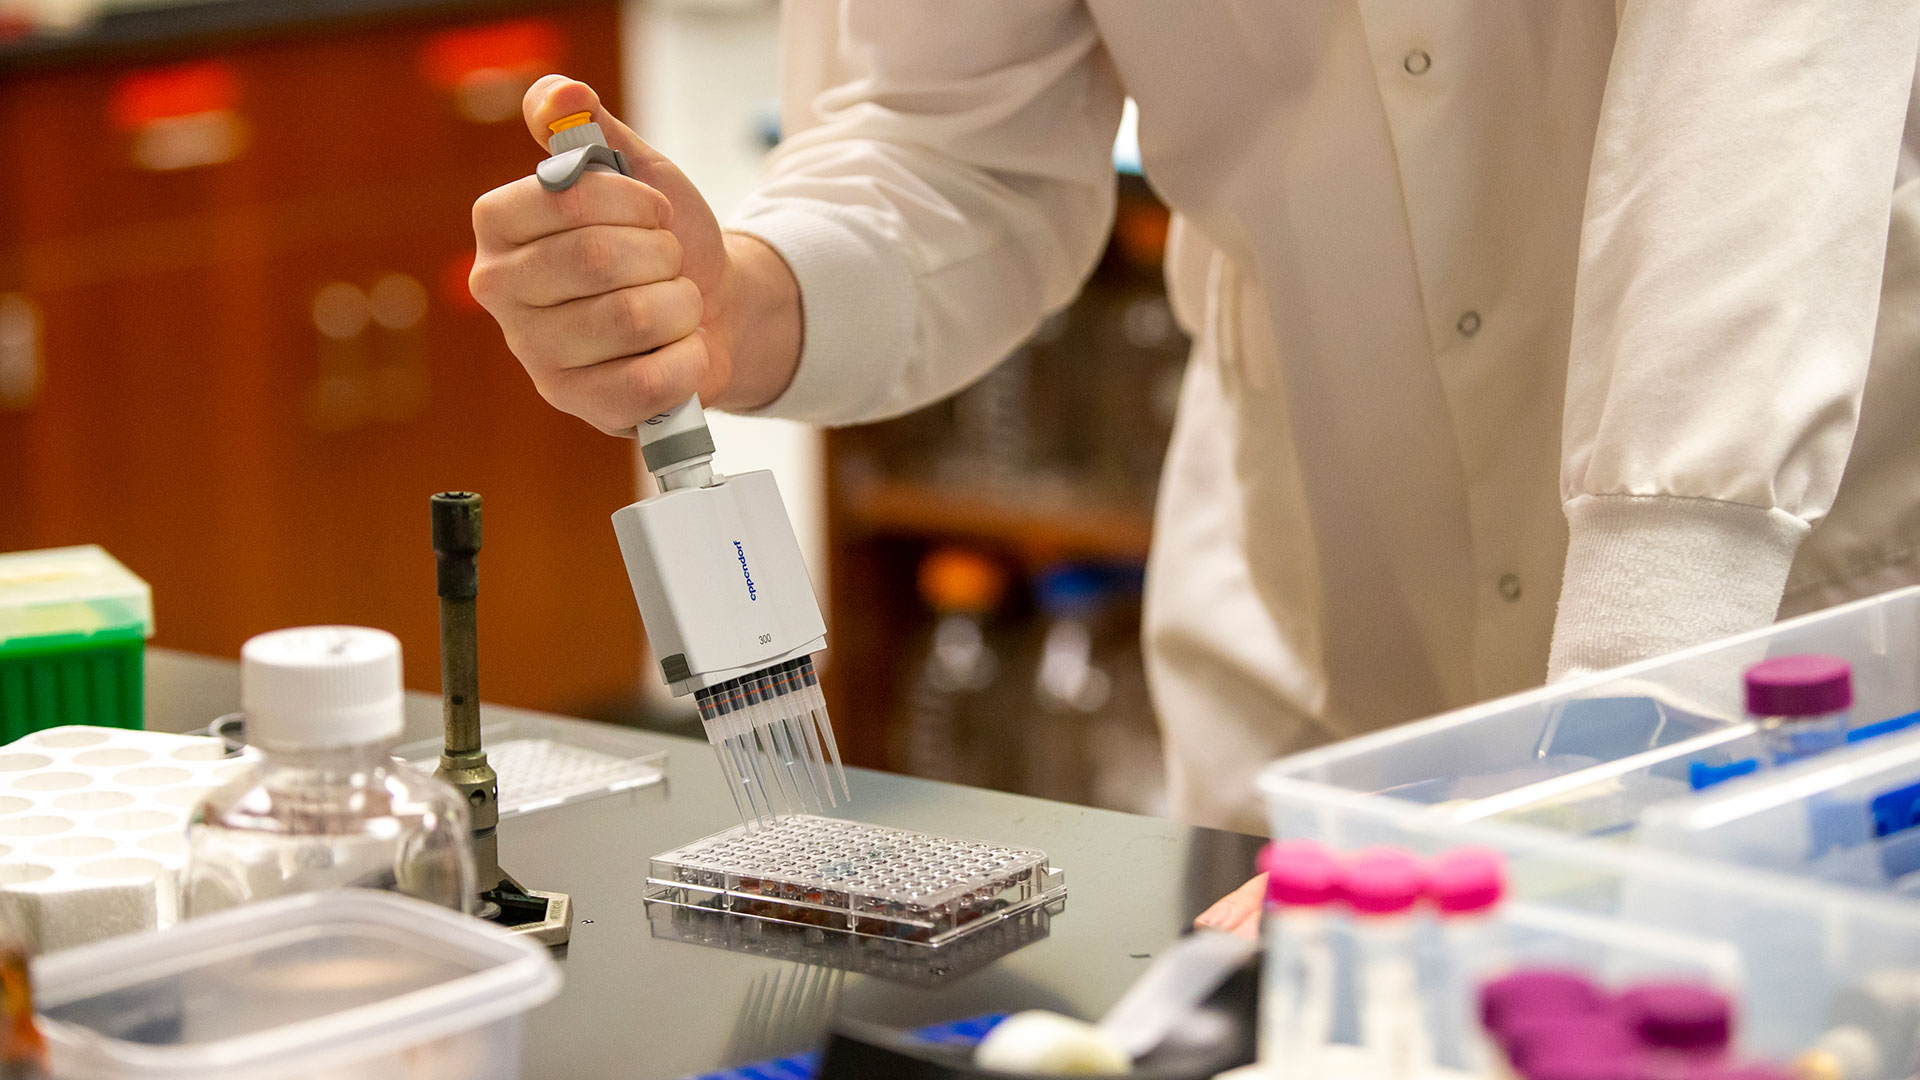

[396,714,666,819]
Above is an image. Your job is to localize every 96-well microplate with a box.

[645,815,1066,947]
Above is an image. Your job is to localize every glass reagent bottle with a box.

[185,626,475,917]
[1745,654,1852,766]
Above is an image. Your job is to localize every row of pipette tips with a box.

[694,656,849,829]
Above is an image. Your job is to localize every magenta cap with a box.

[1481,969,1607,1035]
[1431,848,1506,915]
[1619,983,1732,1052]
[1527,1049,1648,1080]
[1507,1014,1641,1073]
[1744,654,1852,717]
[1680,1067,1790,1080]
[1340,848,1427,915]
[1261,840,1341,907]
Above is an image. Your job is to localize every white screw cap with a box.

[241,626,404,749]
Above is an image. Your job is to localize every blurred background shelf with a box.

[834,474,1155,565]
[817,177,1184,817]
[0,1,642,721]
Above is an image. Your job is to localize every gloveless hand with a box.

[469,75,793,434]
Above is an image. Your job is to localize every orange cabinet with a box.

[0,3,643,717]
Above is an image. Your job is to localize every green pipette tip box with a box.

[0,546,153,739]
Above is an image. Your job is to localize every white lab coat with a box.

[729,1,1920,832]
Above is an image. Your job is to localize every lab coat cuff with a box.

[1547,494,1810,682]
[725,201,917,425]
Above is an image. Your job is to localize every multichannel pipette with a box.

[535,110,848,828]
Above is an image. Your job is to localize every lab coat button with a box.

[1404,50,1432,75]
[1497,573,1522,602]
[1457,311,1481,337]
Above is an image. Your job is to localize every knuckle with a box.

[553,184,592,230]
[612,289,650,341]
[576,229,617,286]
[468,255,511,307]
[631,356,671,410]
[504,330,551,375]
[470,187,505,234]
[655,231,684,277]
[670,277,704,326]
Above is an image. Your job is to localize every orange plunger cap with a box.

[919,549,1006,614]
[548,111,594,135]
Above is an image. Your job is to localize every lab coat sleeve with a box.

[725,0,1125,424]
[1548,3,1920,680]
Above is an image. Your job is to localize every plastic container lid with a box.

[919,549,1006,614]
[1340,848,1426,915]
[1260,840,1341,907]
[1745,655,1852,717]
[1481,969,1607,1035]
[35,889,561,1079]
[241,626,405,750]
[0,546,152,646]
[1507,1014,1641,1073]
[1620,983,1732,1052]
[1430,848,1505,915]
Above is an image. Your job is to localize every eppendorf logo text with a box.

[733,540,758,601]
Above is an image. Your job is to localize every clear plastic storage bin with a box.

[1261,588,1920,1070]
[1637,722,1920,895]
[1265,587,1920,839]
[34,889,561,1080]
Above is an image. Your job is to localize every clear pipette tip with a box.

[694,653,849,828]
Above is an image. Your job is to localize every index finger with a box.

[473,169,672,251]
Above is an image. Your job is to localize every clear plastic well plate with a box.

[396,715,666,820]
[646,901,1055,985]
[645,815,1067,947]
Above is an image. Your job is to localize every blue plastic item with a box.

[684,1014,1008,1080]
[1689,709,1920,792]
[1847,709,1920,744]
[1034,567,1108,616]
[1689,758,1761,791]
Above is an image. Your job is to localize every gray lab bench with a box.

[145,648,1266,1080]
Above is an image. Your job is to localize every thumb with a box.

[521,75,725,293]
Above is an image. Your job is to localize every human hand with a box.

[1193,872,1266,940]
[470,75,748,435]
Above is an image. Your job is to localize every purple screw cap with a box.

[1507,1013,1641,1073]
[1680,1067,1792,1080]
[1261,840,1341,907]
[1481,969,1607,1036]
[1431,848,1506,916]
[1527,1049,1649,1080]
[1744,655,1852,717]
[1340,848,1427,916]
[1619,983,1732,1052]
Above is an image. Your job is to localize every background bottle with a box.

[902,549,1007,786]
[1343,848,1432,1080]
[1745,655,1852,766]
[1260,840,1341,1078]
[184,626,475,916]
[1026,565,1111,803]
[0,907,44,1080]
[1428,848,1508,1074]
